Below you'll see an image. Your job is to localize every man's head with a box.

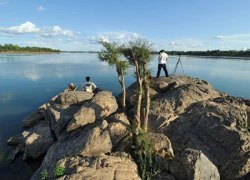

[86,76,90,82]
[159,50,165,54]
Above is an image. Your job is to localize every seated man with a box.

[82,76,97,93]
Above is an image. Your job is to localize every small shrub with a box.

[54,165,65,177]
[41,169,48,180]
[131,130,161,180]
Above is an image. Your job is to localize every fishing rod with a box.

[171,54,185,76]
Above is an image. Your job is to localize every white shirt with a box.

[82,82,97,93]
[158,52,168,64]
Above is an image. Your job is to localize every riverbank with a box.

[7,76,250,179]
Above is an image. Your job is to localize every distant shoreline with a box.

[0,51,60,54]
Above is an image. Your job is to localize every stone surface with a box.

[66,106,96,132]
[58,90,94,105]
[170,148,220,180]
[32,125,113,177]
[32,153,141,180]
[22,110,45,128]
[47,104,80,138]
[23,120,54,159]
[163,98,250,180]
[148,133,174,159]
[66,91,118,132]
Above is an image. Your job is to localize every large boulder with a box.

[148,76,221,131]
[66,91,118,132]
[46,104,80,138]
[32,153,141,180]
[23,120,55,159]
[163,97,250,179]
[170,148,220,180]
[57,90,94,105]
[32,125,113,178]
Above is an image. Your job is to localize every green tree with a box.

[121,39,152,132]
[98,41,129,111]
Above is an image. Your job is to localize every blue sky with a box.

[1,0,250,51]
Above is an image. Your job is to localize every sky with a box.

[1,0,250,51]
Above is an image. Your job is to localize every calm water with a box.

[0,53,250,179]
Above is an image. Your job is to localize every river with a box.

[0,53,249,179]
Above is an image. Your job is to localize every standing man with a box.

[156,50,169,78]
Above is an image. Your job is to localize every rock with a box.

[152,172,175,180]
[22,110,45,128]
[57,90,94,105]
[7,131,30,146]
[106,112,130,125]
[32,153,141,180]
[170,148,220,180]
[163,98,250,179]
[148,133,174,160]
[108,121,129,150]
[66,91,118,132]
[23,120,54,159]
[7,144,25,163]
[90,91,118,118]
[33,125,112,177]
[47,104,80,138]
[148,76,221,131]
[66,106,96,132]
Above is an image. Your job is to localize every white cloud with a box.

[37,6,44,11]
[40,26,76,38]
[214,34,250,41]
[0,21,78,40]
[0,21,40,34]
[89,32,141,44]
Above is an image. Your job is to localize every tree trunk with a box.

[134,60,142,133]
[118,70,126,112]
[142,76,150,132]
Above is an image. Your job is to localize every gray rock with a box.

[32,153,141,180]
[163,98,250,179]
[31,125,113,178]
[22,110,45,128]
[58,90,94,105]
[148,133,174,160]
[66,91,118,132]
[46,104,80,138]
[23,120,54,159]
[170,148,220,180]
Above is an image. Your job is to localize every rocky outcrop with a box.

[125,76,250,179]
[170,148,220,180]
[7,76,250,180]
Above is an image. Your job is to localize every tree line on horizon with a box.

[0,44,60,53]
[152,49,250,57]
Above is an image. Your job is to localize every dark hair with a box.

[159,49,165,53]
[86,76,90,82]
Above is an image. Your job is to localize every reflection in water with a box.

[0,92,14,102]
[0,53,250,179]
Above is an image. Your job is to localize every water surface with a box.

[0,53,249,179]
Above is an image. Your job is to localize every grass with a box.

[130,130,161,180]
[41,169,48,180]
[54,165,65,177]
